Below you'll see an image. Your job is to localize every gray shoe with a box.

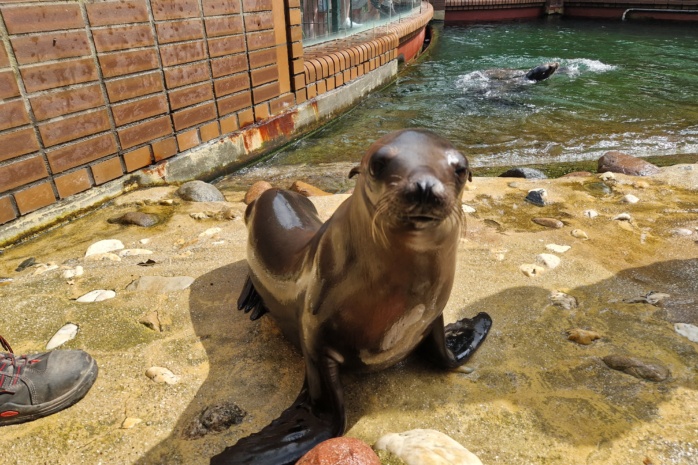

[0,349,98,426]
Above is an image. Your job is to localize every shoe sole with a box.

[0,356,98,426]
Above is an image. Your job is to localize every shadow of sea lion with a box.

[136,258,697,464]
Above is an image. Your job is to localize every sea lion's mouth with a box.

[402,214,443,229]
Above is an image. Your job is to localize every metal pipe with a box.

[622,8,698,21]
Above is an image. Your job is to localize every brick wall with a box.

[0,0,301,225]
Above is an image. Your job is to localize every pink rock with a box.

[297,437,380,465]
[598,151,660,176]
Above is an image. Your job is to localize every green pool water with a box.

[224,19,698,188]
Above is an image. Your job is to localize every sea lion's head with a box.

[349,129,470,238]
[525,62,559,82]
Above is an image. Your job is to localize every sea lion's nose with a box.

[410,175,445,205]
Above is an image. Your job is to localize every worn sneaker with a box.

[0,349,98,426]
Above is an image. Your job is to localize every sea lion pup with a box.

[212,129,492,464]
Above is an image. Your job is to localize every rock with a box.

[674,323,698,343]
[374,429,483,465]
[61,266,84,279]
[561,171,593,178]
[190,212,211,220]
[532,217,563,229]
[598,151,660,176]
[545,244,571,253]
[623,291,670,305]
[525,188,548,207]
[119,249,153,257]
[76,289,116,302]
[670,228,694,237]
[461,204,476,214]
[137,259,157,267]
[145,366,179,384]
[125,276,195,292]
[297,437,380,465]
[571,229,588,240]
[291,180,332,197]
[183,402,247,439]
[499,167,547,179]
[139,238,151,245]
[621,194,639,204]
[613,213,632,222]
[121,418,142,429]
[46,323,79,350]
[199,227,222,237]
[583,209,598,218]
[520,264,545,277]
[139,311,162,332]
[32,263,59,275]
[536,253,561,269]
[15,257,36,272]
[602,355,670,382]
[0,277,13,286]
[549,291,578,310]
[567,328,601,345]
[176,180,225,202]
[107,212,159,227]
[245,181,273,204]
[85,239,124,257]
[599,172,616,181]
[84,252,121,262]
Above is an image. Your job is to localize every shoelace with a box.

[0,353,24,392]
[0,334,12,354]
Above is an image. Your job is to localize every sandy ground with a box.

[1,165,697,465]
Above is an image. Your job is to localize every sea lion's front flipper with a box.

[420,313,492,369]
[211,352,345,465]
[237,276,268,321]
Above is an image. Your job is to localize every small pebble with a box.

[107,212,159,227]
[145,366,180,384]
[375,429,483,465]
[61,266,84,279]
[462,204,476,213]
[599,172,616,181]
[85,239,124,257]
[46,323,79,350]
[0,277,13,286]
[549,291,578,310]
[15,257,36,272]
[520,264,545,277]
[183,402,247,439]
[199,227,222,237]
[76,289,116,303]
[670,228,693,237]
[602,355,669,382]
[139,238,152,245]
[176,180,225,202]
[571,229,589,240]
[621,194,639,204]
[525,188,548,207]
[536,253,561,269]
[674,323,698,343]
[583,209,598,218]
[545,244,571,253]
[532,217,563,229]
[121,418,142,429]
[613,213,632,221]
[190,212,211,220]
[567,328,601,345]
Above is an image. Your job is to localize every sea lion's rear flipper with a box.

[420,313,492,369]
[211,353,346,465]
[237,276,268,321]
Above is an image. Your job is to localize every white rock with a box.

[599,172,616,181]
[76,289,116,302]
[46,323,79,350]
[85,252,122,262]
[583,209,598,218]
[545,244,571,253]
[613,213,632,221]
[571,229,589,240]
[670,228,694,237]
[199,227,222,237]
[139,238,151,245]
[121,417,143,429]
[549,291,578,310]
[461,204,476,213]
[622,194,639,204]
[536,253,561,269]
[375,429,482,465]
[62,266,84,279]
[32,263,59,275]
[520,264,545,277]
[119,249,153,257]
[145,366,180,385]
[675,323,698,343]
[85,239,124,257]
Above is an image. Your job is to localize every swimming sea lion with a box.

[212,129,492,464]
[482,62,559,82]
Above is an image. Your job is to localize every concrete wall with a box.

[0,0,433,245]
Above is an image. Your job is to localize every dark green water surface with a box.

[222,19,698,188]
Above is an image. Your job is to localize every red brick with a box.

[249,49,276,69]
[164,62,211,89]
[30,84,105,121]
[98,49,159,78]
[254,102,269,121]
[156,19,204,44]
[11,31,90,65]
[176,129,199,151]
[14,181,56,214]
[220,114,238,134]
[91,157,123,185]
[0,45,9,68]
[208,36,245,58]
[105,72,163,103]
[21,58,98,93]
[92,25,154,53]
[123,146,152,172]
[151,0,200,20]
[244,12,273,32]
[204,16,244,37]
[251,65,278,87]
[173,102,216,130]
[47,133,118,173]
[242,0,273,12]
[152,137,177,161]
[2,4,82,34]
[0,196,17,225]
[160,41,206,67]
[214,73,250,97]
[54,168,91,199]
[199,121,220,142]
[118,115,172,149]
[39,109,111,147]
[246,31,275,52]
[169,83,214,110]
[0,128,40,162]
[217,91,252,116]
[252,81,279,104]
[202,0,241,16]
[0,156,48,193]
[211,54,247,78]
[0,100,30,131]
[112,94,169,126]
[86,0,149,26]
[238,108,254,128]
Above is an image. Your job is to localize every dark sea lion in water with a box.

[212,129,492,464]
[483,61,559,82]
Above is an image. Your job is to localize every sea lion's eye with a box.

[369,155,389,178]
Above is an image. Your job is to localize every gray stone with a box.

[183,402,246,439]
[108,212,159,227]
[499,167,548,179]
[602,355,670,382]
[525,188,548,207]
[176,180,225,202]
[598,151,660,176]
